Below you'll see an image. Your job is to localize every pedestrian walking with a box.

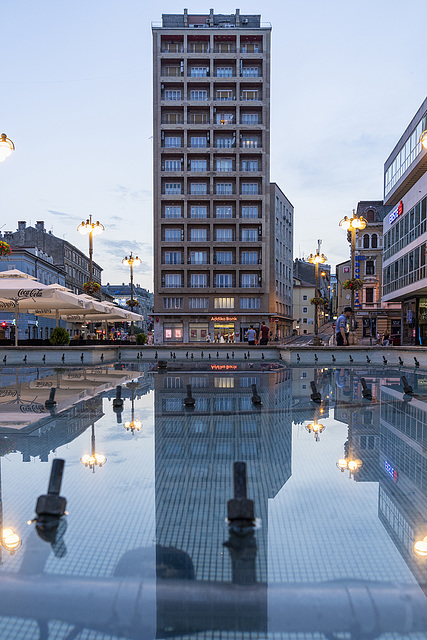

[259,321,269,345]
[245,325,257,346]
[336,307,352,346]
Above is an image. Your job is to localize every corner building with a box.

[152,11,290,343]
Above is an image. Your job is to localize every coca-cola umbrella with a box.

[0,270,94,346]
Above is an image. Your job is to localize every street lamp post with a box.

[339,210,367,337]
[308,247,327,346]
[77,215,104,291]
[80,423,106,473]
[124,382,142,434]
[122,252,141,336]
[0,134,15,163]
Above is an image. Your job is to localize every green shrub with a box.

[49,327,70,345]
[135,332,147,345]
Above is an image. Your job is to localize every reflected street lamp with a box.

[305,420,325,442]
[339,210,367,335]
[308,247,327,346]
[420,130,427,150]
[414,536,427,557]
[80,423,106,473]
[125,381,142,434]
[77,215,104,294]
[0,134,15,163]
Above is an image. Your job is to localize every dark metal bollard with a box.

[45,388,57,407]
[251,384,262,406]
[360,378,372,400]
[61,353,65,363]
[80,353,84,363]
[401,376,413,395]
[310,381,321,403]
[184,384,195,408]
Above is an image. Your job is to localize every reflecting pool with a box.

[0,362,426,639]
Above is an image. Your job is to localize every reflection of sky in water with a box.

[0,365,425,639]
[269,417,418,584]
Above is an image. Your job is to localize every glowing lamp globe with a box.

[414,536,427,557]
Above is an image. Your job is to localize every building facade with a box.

[270,183,293,338]
[292,276,315,335]
[2,221,102,295]
[382,97,427,344]
[152,10,292,344]
[102,283,154,333]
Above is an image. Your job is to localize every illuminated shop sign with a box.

[354,256,361,308]
[210,364,238,370]
[210,316,237,322]
[389,200,403,225]
[384,460,398,483]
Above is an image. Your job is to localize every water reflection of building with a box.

[154,371,292,582]
[291,367,330,425]
[379,383,427,584]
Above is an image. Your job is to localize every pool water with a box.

[0,362,425,639]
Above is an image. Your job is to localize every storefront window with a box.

[189,323,209,342]
[164,324,183,342]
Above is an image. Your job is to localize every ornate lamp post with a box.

[80,423,106,473]
[124,382,142,434]
[339,210,367,335]
[122,252,141,335]
[308,247,327,346]
[336,408,362,479]
[0,134,15,163]
[77,215,104,295]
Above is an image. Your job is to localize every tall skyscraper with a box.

[152,10,292,344]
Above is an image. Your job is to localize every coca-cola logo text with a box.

[18,289,44,298]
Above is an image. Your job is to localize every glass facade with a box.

[384,112,427,197]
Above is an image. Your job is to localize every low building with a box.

[293,276,315,335]
[0,247,66,341]
[2,221,102,295]
[102,283,154,333]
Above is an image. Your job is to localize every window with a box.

[241,113,259,124]
[190,67,208,77]
[371,233,378,248]
[241,160,258,171]
[164,251,182,265]
[164,137,181,148]
[215,228,233,241]
[189,251,207,265]
[163,297,183,309]
[241,206,258,218]
[216,42,234,53]
[241,137,259,148]
[190,274,207,288]
[303,318,307,324]
[216,159,233,172]
[302,295,308,300]
[216,113,234,124]
[363,234,370,248]
[190,137,207,148]
[241,273,258,287]
[190,160,207,171]
[163,66,180,77]
[188,41,209,53]
[366,288,374,303]
[190,206,207,218]
[242,67,259,77]
[241,251,258,265]
[188,112,208,124]
[164,159,182,171]
[164,182,181,195]
[241,228,258,241]
[216,67,233,77]
[240,297,260,309]
[190,183,208,195]
[216,183,233,195]
[241,183,258,195]
[189,297,209,309]
[215,251,233,264]
[164,274,182,288]
[162,112,182,124]
[215,273,233,288]
[214,297,234,309]
[164,90,181,100]
[216,206,233,218]
[241,43,259,53]
[366,260,375,275]
[302,307,308,313]
[215,136,234,148]
[216,90,234,101]
[190,228,207,241]
[190,90,208,101]
[164,206,182,218]
[164,228,182,241]
[241,90,259,101]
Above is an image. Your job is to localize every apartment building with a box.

[152,10,292,343]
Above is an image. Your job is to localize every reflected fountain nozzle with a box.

[399,357,404,366]
[184,384,195,409]
[349,355,353,364]
[383,355,388,365]
[310,381,321,403]
[32,459,67,553]
[23,355,27,363]
[251,383,262,406]
[296,354,300,362]
[42,354,46,363]
[401,376,413,396]
[80,353,84,363]
[360,378,372,400]
[331,354,336,363]
[3,355,6,364]
[414,357,420,368]
[113,386,124,407]
[100,353,104,362]
[366,355,371,364]
[61,353,65,363]
[314,353,318,362]
[44,387,57,408]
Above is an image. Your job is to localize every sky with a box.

[1,0,426,291]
